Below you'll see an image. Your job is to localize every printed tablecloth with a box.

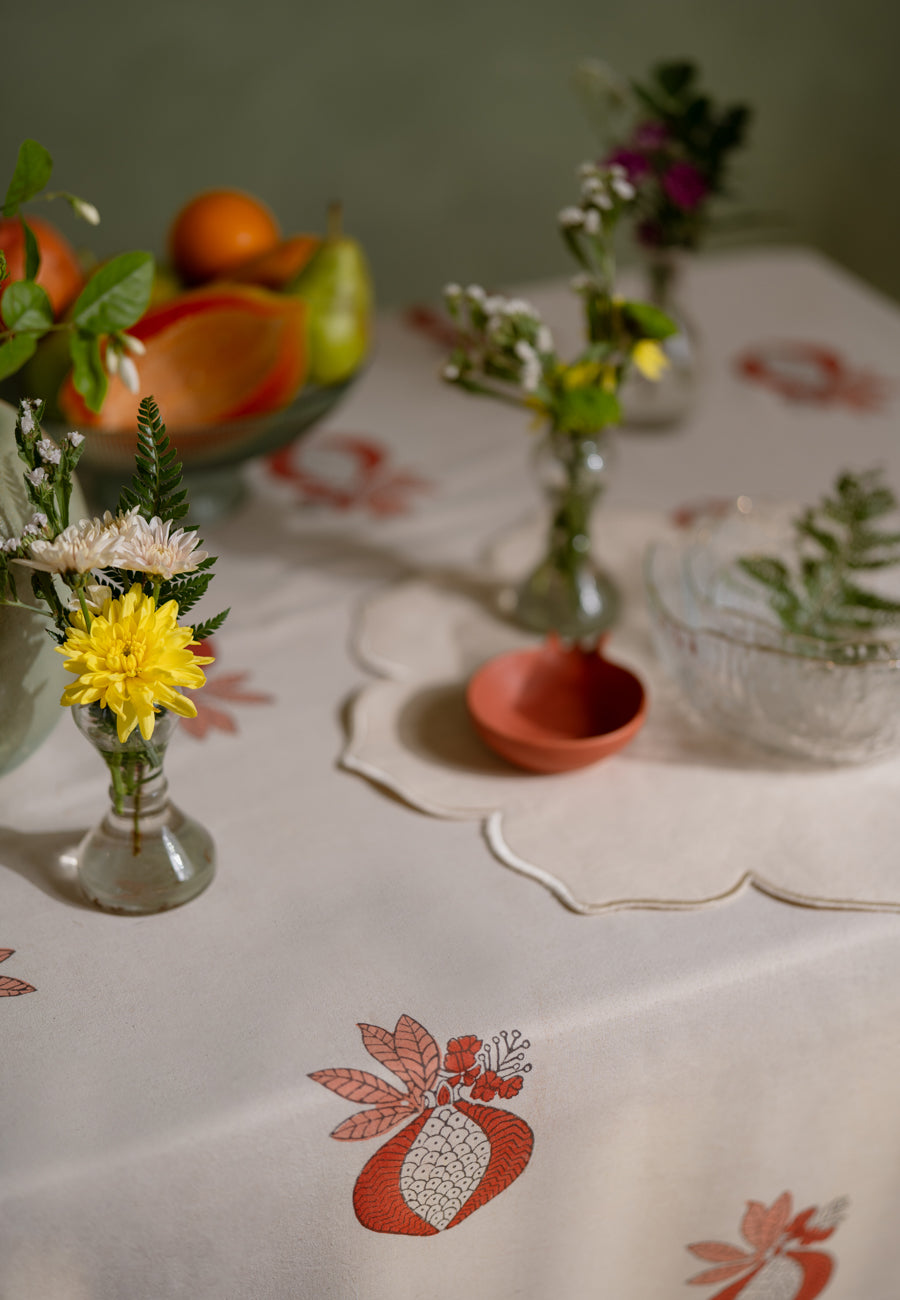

[2,249,900,1299]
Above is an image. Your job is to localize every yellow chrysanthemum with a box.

[56,584,214,742]
[632,339,669,381]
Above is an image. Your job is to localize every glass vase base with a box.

[620,330,696,429]
[76,804,216,915]
[513,564,621,641]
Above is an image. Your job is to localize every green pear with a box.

[287,203,373,386]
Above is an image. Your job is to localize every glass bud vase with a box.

[621,250,697,428]
[72,704,215,914]
[513,426,620,640]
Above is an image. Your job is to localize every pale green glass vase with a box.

[513,426,620,641]
[73,704,215,914]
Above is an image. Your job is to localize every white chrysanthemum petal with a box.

[113,516,208,580]
[20,518,121,574]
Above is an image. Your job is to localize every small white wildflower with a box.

[36,438,61,465]
[558,206,585,229]
[464,284,486,303]
[521,356,543,393]
[581,175,603,197]
[22,524,40,538]
[71,197,101,226]
[121,333,146,356]
[583,208,602,236]
[119,355,140,394]
[20,408,35,435]
[26,467,46,487]
[66,431,85,448]
[486,315,505,336]
[608,163,627,180]
[30,512,48,530]
[578,161,599,179]
[113,515,209,580]
[442,364,461,381]
[1,537,19,554]
[483,294,505,316]
[536,325,554,353]
[593,190,613,211]
[504,298,535,317]
[514,339,537,361]
[105,344,121,378]
[443,282,462,300]
[611,177,636,200]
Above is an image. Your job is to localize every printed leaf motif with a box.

[688,1243,754,1263]
[308,1067,408,1107]
[743,1192,791,1251]
[0,950,13,962]
[331,1105,416,1142]
[687,1261,757,1287]
[393,1014,440,1096]
[358,1022,419,1095]
[0,975,36,996]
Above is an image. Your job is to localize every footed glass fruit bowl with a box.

[43,375,357,523]
[645,502,900,764]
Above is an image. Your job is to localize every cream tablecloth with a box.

[2,248,900,1299]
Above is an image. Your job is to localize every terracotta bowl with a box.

[466,637,647,773]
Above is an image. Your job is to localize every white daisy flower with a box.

[113,516,208,580]
[20,518,121,574]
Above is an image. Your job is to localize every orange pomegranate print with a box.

[687,1191,848,1299]
[310,1014,533,1235]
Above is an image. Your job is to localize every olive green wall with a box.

[3,0,896,307]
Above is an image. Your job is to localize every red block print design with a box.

[687,1191,848,1298]
[310,1014,534,1235]
[735,342,890,411]
[181,639,273,740]
[0,950,35,996]
[268,434,432,517]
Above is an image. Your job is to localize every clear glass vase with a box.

[620,250,697,428]
[72,703,215,914]
[513,427,620,640]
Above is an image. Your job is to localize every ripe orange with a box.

[169,189,281,285]
[0,215,85,319]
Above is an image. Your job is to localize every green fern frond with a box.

[116,397,189,523]
[192,608,231,642]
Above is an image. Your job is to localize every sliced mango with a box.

[59,285,308,432]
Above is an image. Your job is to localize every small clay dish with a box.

[466,636,647,773]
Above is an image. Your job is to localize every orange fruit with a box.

[169,189,281,285]
[58,284,307,432]
[226,234,321,290]
[0,215,85,319]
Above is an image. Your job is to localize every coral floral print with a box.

[687,1191,848,1298]
[735,342,890,411]
[310,1014,533,1234]
[0,950,35,996]
[182,639,273,740]
[268,434,431,517]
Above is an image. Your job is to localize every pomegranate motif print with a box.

[268,434,431,517]
[0,950,35,996]
[310,1014,533,1235]
[735,341,890,411]
[687,1191,848,1298]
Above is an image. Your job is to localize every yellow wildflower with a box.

[56,584,214,742]
[561,360,603,389]
[632,339,669,381]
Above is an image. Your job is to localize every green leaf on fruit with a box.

[70,330,108,412]
[1,280,53,333]
[0,334,37,381]
[3,140,53,217]
[71,251,154,335]
[21,217,41,280]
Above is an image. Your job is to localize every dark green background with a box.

[4,0,894,306]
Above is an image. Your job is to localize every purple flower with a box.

[605,147,651,183]
[662,161,708,211]
[634,120,670,150]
